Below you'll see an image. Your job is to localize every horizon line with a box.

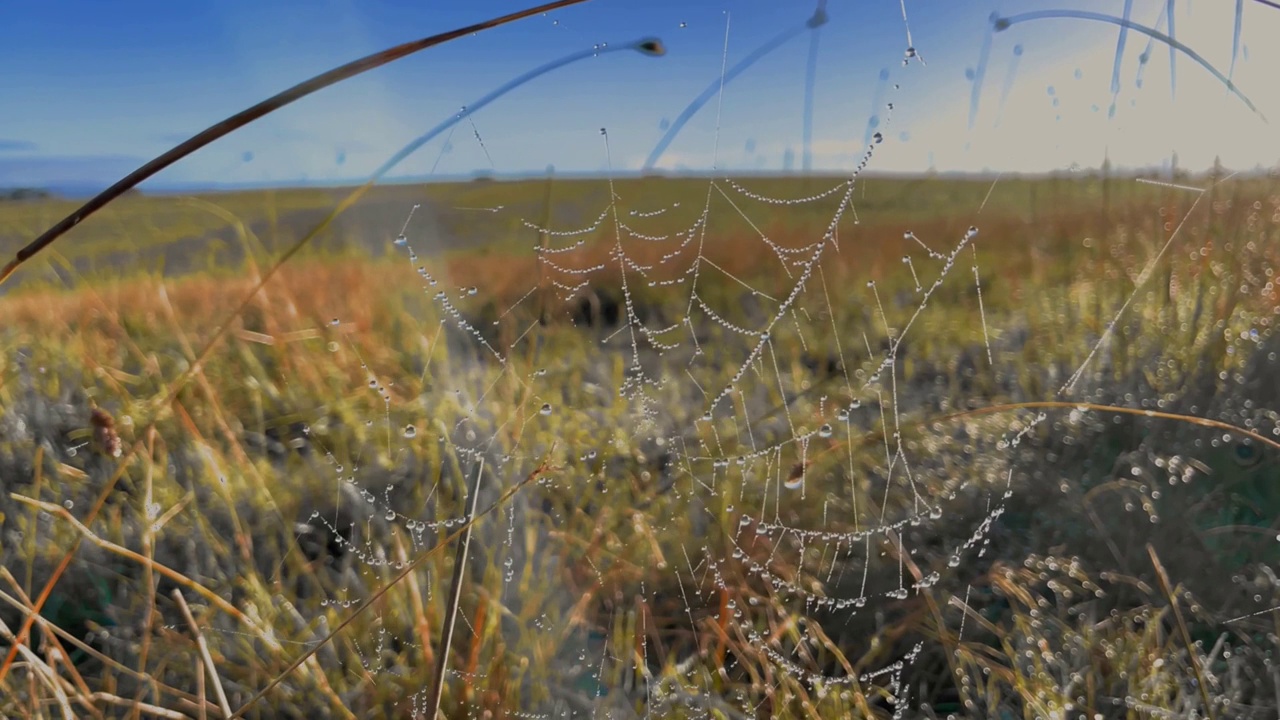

[5,163,1277,199]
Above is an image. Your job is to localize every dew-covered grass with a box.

[3,171,1280,718]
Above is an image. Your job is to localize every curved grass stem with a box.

[0,0,588,289]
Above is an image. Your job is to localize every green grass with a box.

[2,171,1280,718]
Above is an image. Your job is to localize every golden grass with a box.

[2,173,1280,717]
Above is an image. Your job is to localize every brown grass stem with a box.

[0,0,588,289]
[91,692,188,720]
[934,400,1280,451]
[7,494,259,634]
[424,458,487,719]
[1147,544,1217,720]
[172,589,233,718]
[0,584,219,715]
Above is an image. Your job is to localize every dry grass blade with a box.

[197,657,207,720]
[935,400,1280,451]
[781,399,1280,491]
[0,0,589,288]
[0,569,100,718]
[0,616,76,719]
[0,450,138,687]
[8,494,258,629]
[394,534,435,672]
[424,459,486,719]
[1147,544,1217,720]
[230,455,555,718]
[0,584,218,715]
[731,387,1280,470]
[882,526,961,699]
[91,693,188,720]
[134,427,162,720]
[172,589,233,718]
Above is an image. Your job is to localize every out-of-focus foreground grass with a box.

[2,171,1280,718]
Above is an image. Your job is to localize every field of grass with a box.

[2,169,1280,718]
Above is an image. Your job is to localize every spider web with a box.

[310,8,1029,712]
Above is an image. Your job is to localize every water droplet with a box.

[385,509,396,521]
[403,425,417,439]
[63,500,74,510]
[394,234,408,246]
[818,424,833,438]
[540,403,553,416]
[679,21,687,28]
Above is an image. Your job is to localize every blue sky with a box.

[1,0,1278,191]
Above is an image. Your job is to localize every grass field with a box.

[2,169,1280,718]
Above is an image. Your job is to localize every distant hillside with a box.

[0,188,53,202]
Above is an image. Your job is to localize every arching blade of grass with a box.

[643,4,826,171]
[0,0,589,289]
[992,8,1266,121]
[934,401,1280,451]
